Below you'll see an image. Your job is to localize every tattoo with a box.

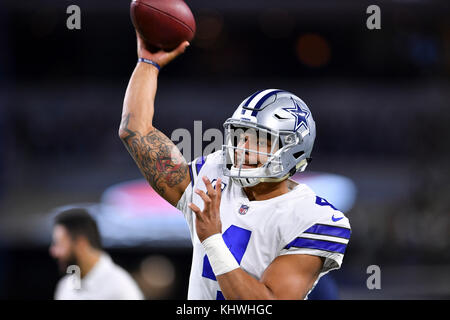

[120,113,188,197]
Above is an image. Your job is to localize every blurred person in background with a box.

[49,208,144,300]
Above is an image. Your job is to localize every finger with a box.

[135,30,146,47]
[188,202,203,220]
[165,41,190,61]
[195,189,212,212]
[215,177,222,209]
[203,176,218,210]
[202,176,216,198]
[188,202,201,213]
[177,41,190,54]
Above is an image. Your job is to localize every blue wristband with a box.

[138,58,161,71]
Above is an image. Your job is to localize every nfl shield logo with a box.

[238,204,249,215]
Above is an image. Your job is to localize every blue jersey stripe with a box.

[216,291,225,300]
[188,163,194,187]
[195,156,206,175]
[303,224,351,239]
[250,90,283,116]
[284,237,347,254]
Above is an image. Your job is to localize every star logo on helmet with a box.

[282,98,310,132]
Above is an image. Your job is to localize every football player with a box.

[119,33,351,300]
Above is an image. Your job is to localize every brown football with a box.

[130,0,196,51]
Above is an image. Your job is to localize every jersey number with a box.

[201,224,252,300]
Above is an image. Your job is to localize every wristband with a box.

[138,58,161,71]
[201,233,240,276]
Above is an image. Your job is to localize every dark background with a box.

[0,0,449,299]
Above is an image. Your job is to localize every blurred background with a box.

[1,0,449,299]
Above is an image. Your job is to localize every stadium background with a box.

[0,0,449,299]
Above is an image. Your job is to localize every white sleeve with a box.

[176,157,206,215]
[279,214,351,274]
[54,278,65,300]
[176,155,208,236]
[176,180,193,215]
[176,155,207,214]
[176,180,194,225]
[114,272,145,300]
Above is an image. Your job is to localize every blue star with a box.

[282,98,310,131]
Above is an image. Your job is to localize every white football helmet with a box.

[222,89,316,187]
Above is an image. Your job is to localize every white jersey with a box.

[177,151,351,300]
[54,253,144,300]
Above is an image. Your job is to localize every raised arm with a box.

[119,33,191,206]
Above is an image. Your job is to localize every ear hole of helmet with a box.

[293,151,304,159]
[289,166,297,177]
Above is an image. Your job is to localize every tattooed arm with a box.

[119,33,191,206]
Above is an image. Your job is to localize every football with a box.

[130,0,196,51]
